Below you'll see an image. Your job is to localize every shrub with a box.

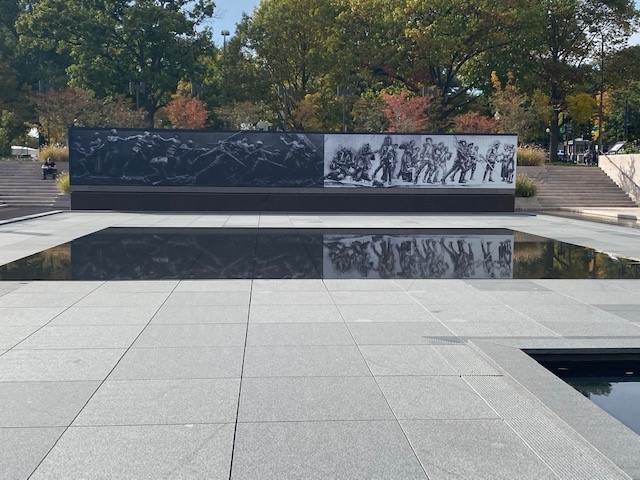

[39,145,68,163]
[56,171,70,194]
[517,145,546,166]
[515,174,538,197]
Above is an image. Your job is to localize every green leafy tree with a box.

[246,0,342,128]
[335,0,537,121]
[17,0,216,126]
[528,0,638,161]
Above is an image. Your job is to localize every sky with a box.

[212,0,640,47]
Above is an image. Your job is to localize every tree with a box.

[528,0,638,161]
[336,0,537,121]
[382,91,430,133]
[351,95,388,133]
[17,0,216,126]
[214,101,273,130]
[164,96,209,129]
[453,112,500,134]
[245,0,342,128]
[490,71,537,141]
[34,87,146,144]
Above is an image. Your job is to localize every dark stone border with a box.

[71,191,514,212]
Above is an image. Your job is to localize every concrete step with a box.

[518,165,636,209]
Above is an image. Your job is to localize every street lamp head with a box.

[221,30,230,37]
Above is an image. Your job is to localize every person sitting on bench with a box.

[42,157,57,179]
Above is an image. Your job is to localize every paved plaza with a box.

[1,211,640,479]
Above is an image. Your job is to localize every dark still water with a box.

[0,228,639,281]
[531,353,640,436]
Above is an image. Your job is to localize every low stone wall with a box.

[598,154,640,205]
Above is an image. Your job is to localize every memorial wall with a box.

[68,127,517,212]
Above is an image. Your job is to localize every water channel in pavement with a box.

[1,228,640,281]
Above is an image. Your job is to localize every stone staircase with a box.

[0,161,69,208]
[518,165,637,209]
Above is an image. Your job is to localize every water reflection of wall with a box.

[322,234,514,279]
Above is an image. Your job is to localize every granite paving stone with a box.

[163,291,251,306]
[465,280,550,292]
[0,348,125,381]
[73,378,240,426]
[231,421,428,479]
[151,305,249,324]
[401,419,558,480]
[323,279,403,291]
[337,304,438,323]
[562,290,640,305]
[243,345,370,377]
[0,307,65,327]
[30,424,235,480]
[488,291,591,308]
[47,305,158,326]
[174,279,252,292]
[0,292,87,308]
[347,322,454,345]
[428,304,533,323]
[0,427,64,480]
[442,321,559,338]
[14,325,145,350]
[109,346,244,380]
[250,291,334,305]
[133,324,247,348]
[432,345,501,376]
[330,291,417,305]
[75,292,170,308]
[512,304,631,324]
[376,376,499,420]
[15,281,102,294]
[0,325,42,349]
[0,381,99,427]
[594,304,640,322]
[4,212,640,479]
[359,345,458,376]
[252,279,328,292]
[248,304,343,323]
[539,321,640,337]
[93,280,179,293]
[246,323,355,346]
[238,376,394,422]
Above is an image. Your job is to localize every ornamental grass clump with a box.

[39,145,68,163]
[56,171,70,194]
[515,174,538,197]
[517,145,546,166]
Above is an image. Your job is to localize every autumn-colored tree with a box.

[33,87,145,144]
[164,96,209,129]
[382,91,430,132]
[293,93,325,131]
[490,71,536,141]
[453,112,500,134]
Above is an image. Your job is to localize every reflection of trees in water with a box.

[514,240,640,279]
[324,235,512,279]
[0,245,71,280]
[572,382,613,398]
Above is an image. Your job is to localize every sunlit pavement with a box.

[1,211,639,479]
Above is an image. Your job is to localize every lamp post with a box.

[221,30,230,52]
[128,81,146,110]
[277,85,291,131]
[221,30,230,106]
[337,85,352,133]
